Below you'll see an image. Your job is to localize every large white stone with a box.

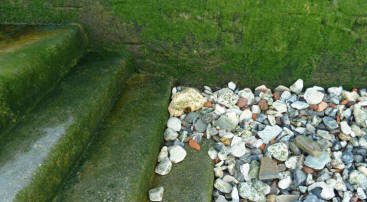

[239,109,252,122]
[149,186,164,201]
[238,88,255,105]
[257,125,283,144]
[272,100,287,113]
[268,143,289,161]
[230,142,249,157]
[278,175,292,189]
[163,128,179,141]
[228,81,236,90]
[214,88,239,107]
[169,145,187,163]
[304,87,324,105]
[157,146,168,162]
[290,79,303,94]
[340,121,352,135]
[155,157,172,175]
[167,117,181,131]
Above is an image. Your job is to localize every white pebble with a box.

[290,79,303,94]
[169,145,187,163]
[167,117,181,131]
[228,81,236,90]
[149,186,164,201]
[278,175,292,189]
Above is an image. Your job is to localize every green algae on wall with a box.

[0,24,87,134]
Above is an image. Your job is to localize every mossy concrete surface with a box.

[150,140,214,202]
[0,24,87,133]
[54,75,172,202]
[0,52,133,201]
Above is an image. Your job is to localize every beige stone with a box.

[168,88,206,116]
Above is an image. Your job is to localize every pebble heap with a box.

[149,79,367,202]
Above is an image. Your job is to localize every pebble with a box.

[169,145,187,163]
[257,125,283,144]
[294,136,323,157]
[149,186,164,201]
[275,195,299,202]
[272,100,288,113]
[215,88,239,107]
[304,87,324,105]
[188,139,200,151]
[285,156,298,169]
[293,168,306,185]
[167,117,181,131]
[278,175,292,189]
[340,121,352,135]
[214,178,233,193]
[230,142,249,157]
[291,101,309,110]
[323,116,339,130]
[164,128,179,141]
[290,79,303,94]
[228,81,236,90]
[259,157,279,180]
[238,180,270,202]
[238,88,255,105]
[304,151,331,170]
[267,142,289,161]
[208,147,218,160]
[157,146,168,162]
[155,158,172,175]
[168,88,206,116]
[214,112,239,131]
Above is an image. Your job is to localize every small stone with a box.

[155,158,172,175]
[358,166,367,176]
[194,118,207,133]
[272,100,288,113]
[230,142,249,157]
[353,104,367,128]
[149,186,164,201]
[228,81,236,90]
[304,87,324,105]
[304,151,331,170]
[215,88,239,107]
[317,101,328,112]
[293,168,307,185]
[322,116,339,130]
[236,98,248,108]
[278,175,292,189]
[240,163,251,181]
[239,109,252,122]
[157,146,168,162]
[248,160,260,179]
[220,137,230,146]
[267,115,276,126]
[340,121,352,135]
[357,187,367,200]
[231,185,240,202]
[352,124,366,136]
[285,156,298,169]
[267,194,277,202]
[214,167,224,178]
[214,112,239,131]
[294,136,323,157]
[204,101,212,108]
[238,180,270,202]
[238,88,255,105]
[290,79,303,94]
[252,105,261,114]
[188,139,200,151]
[258,99,269,111]
[328,86,343,96]
[164,128,179,141]
[276,195,299,202]
[208,147,218,160]
[291,101,309,110]
[168,88,206,116]
[338,132,351,141]
[259,157,279,180]
[308,182,335,200]
[342,90,359,102]
[302,166,314,174]
[169,145,187,163]
[214,178,233,193]
[267,143,289,161]
[257,125,283,144]
[167,117,181,131]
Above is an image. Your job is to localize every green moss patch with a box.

[0,24,87,133]
[0,52,134,201]
[54,75,172,202]
[150,140,214,202]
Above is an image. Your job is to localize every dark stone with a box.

[293,168,306,186]
[342,150,354,164]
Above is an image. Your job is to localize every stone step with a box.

[0,52,133,201]
[0,24,87,133]
[54,75,172,201]
[150,140,214,202]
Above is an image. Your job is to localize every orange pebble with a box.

[259,143,266,150]
[252,113,258,120]
[328,103,337,109]
[341,100,348,105]
[204,101,212,108]
[189,139,201,151]
[336,115,340,125]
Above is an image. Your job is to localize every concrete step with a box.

[0,52,133,202]
[150,140,215,202]
[54,75,172,202]
[0,24,87,133]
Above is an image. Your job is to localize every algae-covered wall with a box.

[1,0,367,88]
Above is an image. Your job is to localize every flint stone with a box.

[276,195,299,202]
[258,125,283,144]
[164,128,179,141]
[168,88,206,116]
[259,157,279,180]
[295,136,323,157]
[304,151,331,170]
[194,118,207,133]
[272,100,288,113]
[291,101,309,110]
[230,141,249,157]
